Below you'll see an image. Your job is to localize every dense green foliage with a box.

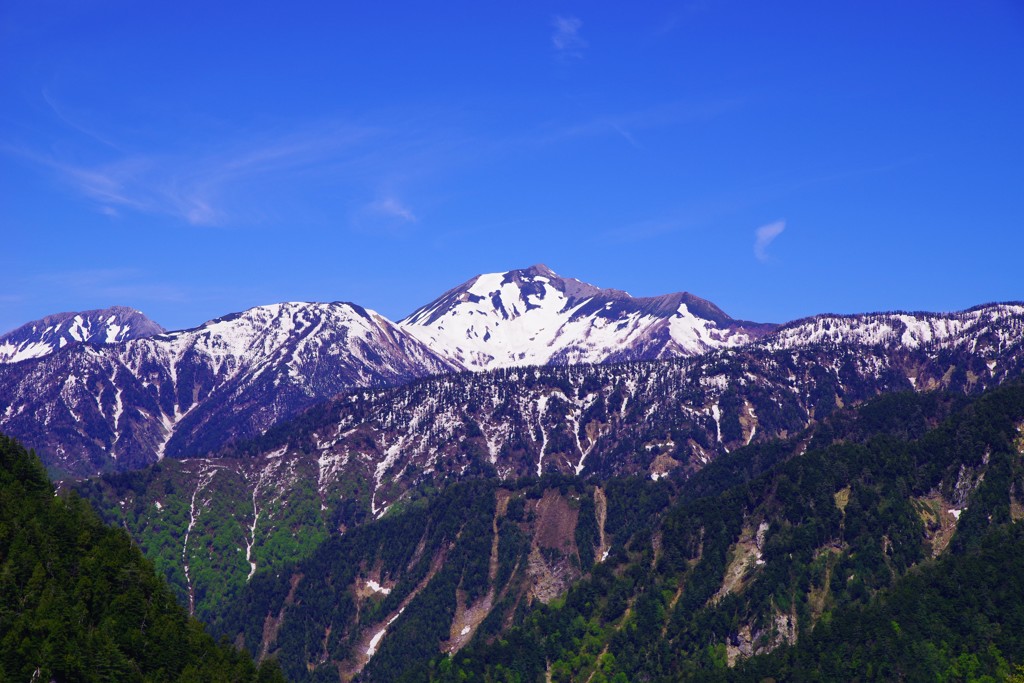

[0,434,284,682]
[219,478,501,682]
[74,456,331,626]
[420,385,1024,682]
[216,472,653,683]
[726,522,1024,681]
[33,380,1024,682]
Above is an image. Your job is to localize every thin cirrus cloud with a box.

[527,98,746,150]
[366,197,417,223]
[552,15,587,58]
[350,195,420,236]
[754,220,786,262]
[7,117,381,227]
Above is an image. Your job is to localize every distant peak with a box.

[520,263,557,277]
[0,305,166,363]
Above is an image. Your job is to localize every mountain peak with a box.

[399,265,775,370]
[0,306,165,364]
[522,263,556,277]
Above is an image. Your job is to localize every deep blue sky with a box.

[2,1,1023,333]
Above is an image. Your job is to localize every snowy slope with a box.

[196,302,1024,518]
[399,264,775,370]
[2,262,1021,479]
[0,306,165,363]
[0,301,457,475]
[765,304,1024,353]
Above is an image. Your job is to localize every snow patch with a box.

[366,608,405,657]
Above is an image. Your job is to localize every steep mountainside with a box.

[205,383,1024,682]
[0,305,164,363]
[217,478,609,683]
[75,305,1024,626]
[0,302,456,476]
[726,522,1024,681]
[2,263,1018,480]
[0,433,284,682]
[221,301,1024,509]
[399,264,775,370]
[426,383,1024,683]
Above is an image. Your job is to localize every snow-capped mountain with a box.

[765,303,1024,354]
[0,306,165,364]
[399,264,776,370]
[1,263,1021,479]
[234,301,1024,515]
[0,302,456,476]
[83,301,1024,614]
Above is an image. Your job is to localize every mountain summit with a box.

[399,264,775,370]
[0,306,165,364]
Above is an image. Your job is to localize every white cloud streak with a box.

[366,197,417,223]
[6,120,379,227]
[754,220,786,262]
[552,15,586,58]
[529,98,746,149]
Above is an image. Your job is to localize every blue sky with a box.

[2,1,1022,333]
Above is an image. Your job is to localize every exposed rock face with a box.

[216,308,1024,514]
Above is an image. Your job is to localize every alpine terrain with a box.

[0,302,455,476]
[74,300,1024,632]
[3,265,1024,681]
[0,265,776,476]
[399,264,776,369]
[0,305,165,364]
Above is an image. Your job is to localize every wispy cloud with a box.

[41,88,124,151]
[6,117,380,227]
[653,3,710,37]
[366,196,417,223]
[552,15,587,59]
[351,194,420,236]
[600,219,681,244]
[531,98,746,149]
[754,220,786,262]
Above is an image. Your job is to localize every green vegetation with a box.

[74,456,331,626]
[728,522,1024,681]
[420,384,1024,682]
[23,380,1024,682]
[0,433,285,682]
[220,478,500,683]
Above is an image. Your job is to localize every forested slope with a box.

[421,383,1024,682]
[724,522,1024,681]
[0,433,284,682]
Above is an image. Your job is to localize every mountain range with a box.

[78,377,1024,682]
[1,265,1021,477]
[0,302,454,475]
[7,263,1023,681]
